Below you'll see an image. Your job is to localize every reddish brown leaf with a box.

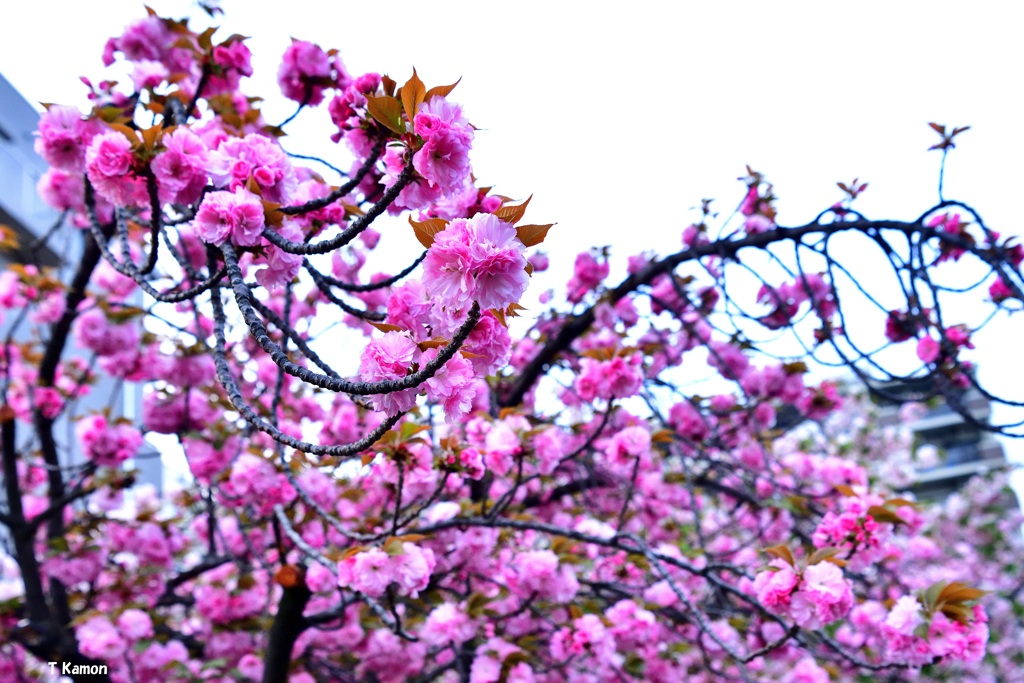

[391,533,428,544]
[808,546,841,565]
[424,77,462,103]
[368,322,405,334]
[417,338,450,350]
[516,223,554,247]
[401,68,427,126]
[107,123,141,146]
[938,582,987,605]
[764,545,795,567]
[940,603,974,625]
[651,429,675,444]
[867,505,906,525]
[409,216,449,249]
[365,95,405,135]
[0,224,20,252]
[494,195,533,224]
[196,26,217,51]
[273,565,304,589]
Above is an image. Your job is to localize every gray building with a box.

[872,377,1006,500]
[0,74,62,266]
[0,72,162,493]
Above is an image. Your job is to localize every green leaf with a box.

[624,653,646,678]
[466,591,491,617]
[202,658,228,670]
[921,581,947,612]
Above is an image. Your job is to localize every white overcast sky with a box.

[3,1,1024,474]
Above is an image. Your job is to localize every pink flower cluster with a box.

[86,131,145,207]
[550,614,618,669]
[209,38,254,95]
[102,15,171,67]
[74,308,140,358]
[193,187,265,246]
[740,182,777,234]
[328,72,381,144]
[847,594,989,666]
[337,543,437,598]
[461,311,513,375]
[917,324,973,365]
[412,96,474,193]
[422,212,529,310]
[277,39,334,105]
[756,274,835,329]
[812,509,887,569]
[574,354,643,402]
[152,128,209,205]
[506,549,580,603]
[142,390,218,434]
[195,576,265,624]
[226,453,296,515]
[990,276,1015,303]
[753,559,854,629]
[566,251,609,303]
[358,332,421,415]
[928,212,968,262]
[208,133,295,203]
[422,348,478,423]
[76,414,144,467]
[252,221,303,289]
[35,105,101,173]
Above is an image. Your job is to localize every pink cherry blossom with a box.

[152,127,208,205]
[194,187,266,246]
[917,335,941,363]
[277,39,331,105]
[423,212,528,310]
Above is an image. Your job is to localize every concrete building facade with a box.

[0,72,162,494]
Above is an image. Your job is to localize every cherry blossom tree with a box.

[1,7,1022,683]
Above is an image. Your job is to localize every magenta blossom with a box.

[423,213,528,310]
[277,39,331,105]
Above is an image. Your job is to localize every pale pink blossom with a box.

[193,187,265,246]
[152,127,208,205]
[77,616,127,661]
[358,332,420,416]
